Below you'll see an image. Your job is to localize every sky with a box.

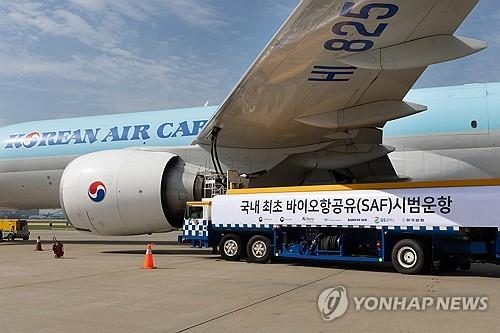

[0,0,498,127]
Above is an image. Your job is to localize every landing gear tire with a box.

[220,234,243,261]
[247,235,272,264]
[391,239,426,275]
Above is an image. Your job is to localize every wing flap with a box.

[295,100,426,129]
[338,35,487,70]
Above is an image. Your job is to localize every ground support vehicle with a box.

[181,180,500,274]
[0,219,30,241]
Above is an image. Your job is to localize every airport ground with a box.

[0,230,498,333]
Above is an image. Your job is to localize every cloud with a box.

[0,0,232,124]
[66,0,227,29]
[161,0,227,28]
[0,49,230,118]
[415,0,500,88]
[5,8,123,53]
[0,0,228,61]
[69,0,105,11]
[268,1,300,16]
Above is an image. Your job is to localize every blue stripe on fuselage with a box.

[0,106,217,160]
[386,83,498,137]
[1,82,499,161]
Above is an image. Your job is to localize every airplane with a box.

[0,0,490,236]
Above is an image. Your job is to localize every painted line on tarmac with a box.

[0,257,212,290]
[0,268,140,291]
[176,269,346,333]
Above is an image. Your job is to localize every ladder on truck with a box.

[203,170,250,198]
[203,176,226,198]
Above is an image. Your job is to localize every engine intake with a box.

[60,149,204,235]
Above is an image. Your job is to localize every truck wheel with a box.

[0,231,3,242]
[220,234,243,261]
[391,239,426,275]
[23,235,30,241]
[247,235,272,263]
[7,234,15,242]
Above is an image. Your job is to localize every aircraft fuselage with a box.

[1,82,500,209]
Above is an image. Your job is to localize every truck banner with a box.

[212,186,500,228]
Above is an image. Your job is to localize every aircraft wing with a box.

[194,0,484,151]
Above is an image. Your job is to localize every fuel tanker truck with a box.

[182,179,500,274]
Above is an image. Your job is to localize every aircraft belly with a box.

[0,169,62,209]
[389,148,498,181]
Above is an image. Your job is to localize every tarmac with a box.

[0,230,498,333]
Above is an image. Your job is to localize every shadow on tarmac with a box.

[101,252,500,278]
[274,258,500,278]
[4,240,498,278]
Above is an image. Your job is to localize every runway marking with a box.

[176,269,346,333]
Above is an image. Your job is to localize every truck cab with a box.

[0,219,30,241]
[182,201,214,248]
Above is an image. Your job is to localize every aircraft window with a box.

[471,120,478,129]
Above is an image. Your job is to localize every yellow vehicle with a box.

[0,220,30,241]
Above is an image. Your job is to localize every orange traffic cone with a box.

[34,236,43,251]
[142,244,157,269]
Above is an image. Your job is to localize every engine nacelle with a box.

[60,149,204,236]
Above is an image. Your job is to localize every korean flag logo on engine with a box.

[88,181,106,203]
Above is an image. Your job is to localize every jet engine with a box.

[59,149,204,236]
